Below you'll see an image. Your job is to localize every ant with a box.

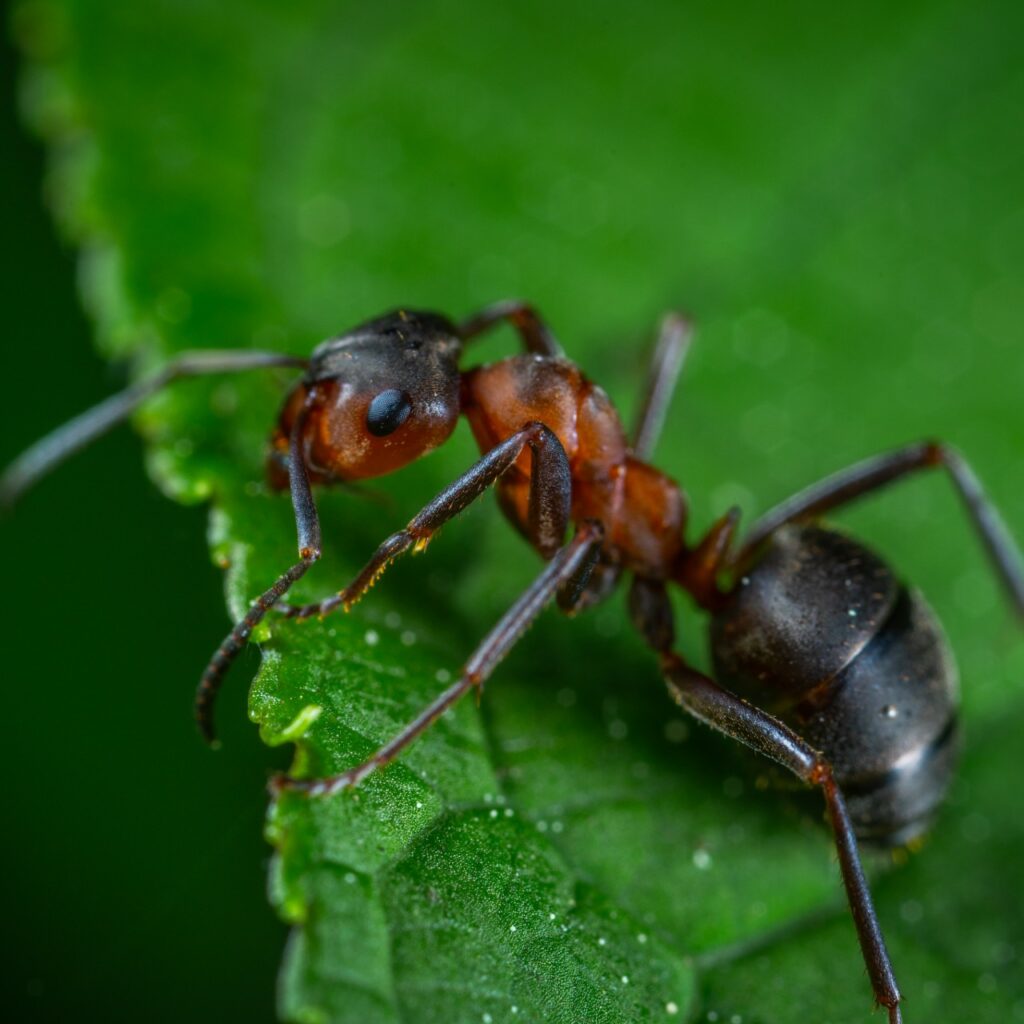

[3,300,1023,1023]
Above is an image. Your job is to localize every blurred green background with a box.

[0,24,283,1024]
[2,2,1023,1022]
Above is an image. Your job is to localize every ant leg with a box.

[272,522,603,796]
[631,312,694,460]
[675,505,741,609]
[194,391,321,744]
[629,584,901,1020]
[276,420,571,619]
[458,300,563,357]
[557,557,621,614]
[0,349,307,507]
[659,651,903,1024]
[627,576,677,652]
[734,440,1024,619]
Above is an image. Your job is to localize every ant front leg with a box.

[458,300,564,357]
[660,652,903,1024]
[734,441,1024,619]
[194,390,322,744]
[276,421,572,619]
[272,521,603,796]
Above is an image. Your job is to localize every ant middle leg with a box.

[276,420,572,620]
[630,581,902,1021]
[659,653,903,1024]
[734,440,1024,619]
[674,505,742,610]
[631,312,694,461]
[272,521,604,796]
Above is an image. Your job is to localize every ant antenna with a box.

[1,349,307,507]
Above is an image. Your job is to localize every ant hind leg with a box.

[733,440,1024,619]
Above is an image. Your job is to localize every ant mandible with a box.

[4,300,1024,1023]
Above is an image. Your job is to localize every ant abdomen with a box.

[710,524,959,846]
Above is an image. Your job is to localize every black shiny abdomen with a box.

[710,524,960,846]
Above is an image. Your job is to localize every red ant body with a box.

[4,300,1023,1024]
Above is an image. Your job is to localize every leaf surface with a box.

[17,0,1024,1020]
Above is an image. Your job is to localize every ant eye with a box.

[366,389,412,436]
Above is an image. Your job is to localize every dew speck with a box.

[637,932,648,944]
[666,1003,679,1016]
[385,611,401,629]
[436,668,452,683]
[490,809,499,819]
[550,820,564,834]
[621,975,629,985]
[598,937,607,946]
[364,629,380,646]
[536,820,549,832]
[415,801,423,810]
[882,704,899,719]
[961,812,992,844]
[992,942,1016,965]
[608,719,629,740]
[344,872,356,884]
[509,925,517,933]
[511,1008,518,1016]
[400,630,416,646]
[298,194,350,247]
[482,1014,493,1024]
[693,848,713,870]
[549,912,556,921]
[665,720,689,744]
[730,1015,743,1024]
[900,900,923,924]
[156,286,192,324]
[504,808,514,818]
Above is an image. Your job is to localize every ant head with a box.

[270,310,463,484]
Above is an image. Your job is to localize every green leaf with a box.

[15,1,1024,1022]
